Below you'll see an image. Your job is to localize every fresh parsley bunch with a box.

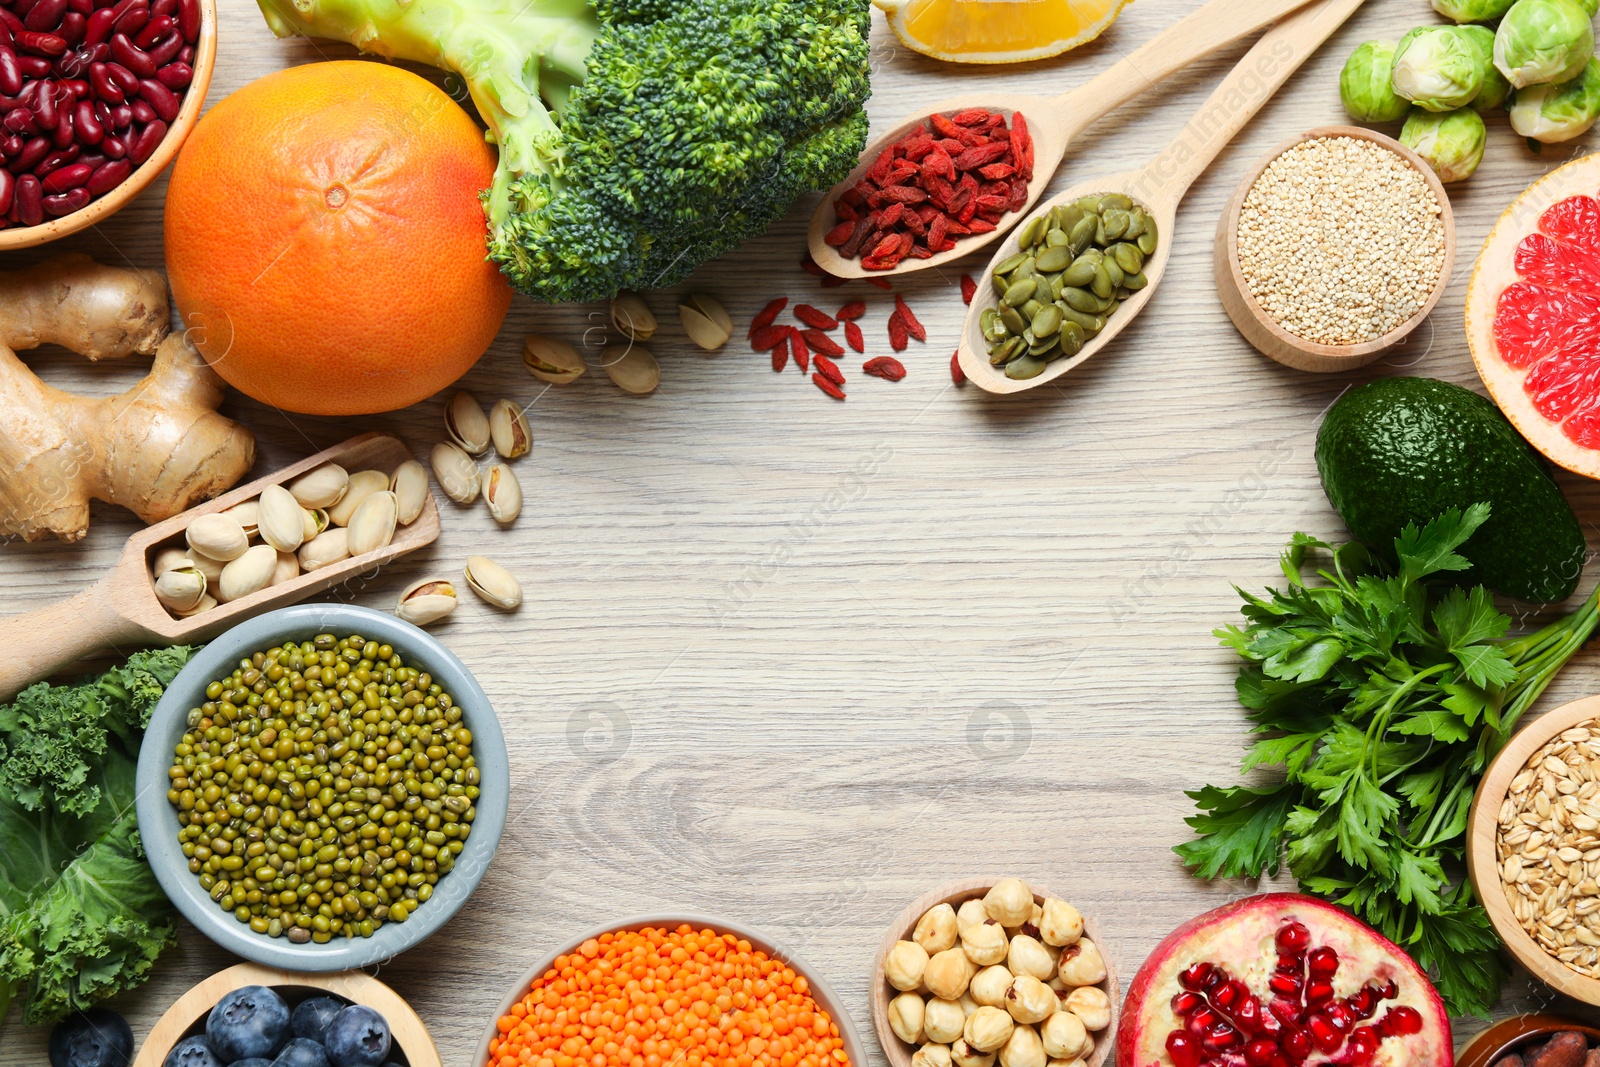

[1178,505,1600,1017]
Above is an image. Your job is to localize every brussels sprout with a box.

[1511,56,1600,140]
[1434,0,1518,20]
[1494,0,1595,89]
[1392,26,1488,111]
[1458,24,1514,109]
[1401,107,1488,182]
[1341,41,1412,121]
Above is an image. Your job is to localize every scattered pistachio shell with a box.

[430,442,481,504]
[489,400,531,460]
[223,499,259,539]
[218,544,278,602]
[396,577,458,626]
[328,470,389,526]
[679,293,732,350]
[298,528,350,572]
[154,565,206,613]
[611,291,658,342]
[445,391,491,455]
[151,546,191,578]
[346,490,399,556]
[603,344,660,395]
[484,463,522,524]
[256,484,307,553]
[287,463,349,509]
[391,460,429,524]
[302,507,329,542]
[176,593,218,618]
[187,551,224,583]
[186,513,249,562]
[463,555,522,610]
[523,334,586,384]
[271,550,300,587]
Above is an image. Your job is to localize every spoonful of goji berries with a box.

[806,0,1325,280]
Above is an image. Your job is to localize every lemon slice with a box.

[874,0,1133,64]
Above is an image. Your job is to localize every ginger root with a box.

[0,254,255,543]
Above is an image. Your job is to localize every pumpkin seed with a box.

[1059,305,1101,332]
[1031,304,1062,338]
[1027,336,1060,358]
[1002,278,1037,306]
[1113,243,1144,274]
[1103,256,1125,289]
[1062,257,1098,288]
[1059,321,1087,356]
[1021,298,1046,321]
[982,310,1007,343]
[1005,355,1046,380]
[994,253,1029,278]
[1034,246,1072,273]
[1137,220,1159,255]
[1069,216,1097,256]
[1091,264,1114,299]
[1000,306,1028,335]
[1102,209,1130,240]
[1017,216,1046,249]
[1099,193,1133,212]
[1063,287,1100,313]
[1044,227,1072,248]
[1125,271,1149,291]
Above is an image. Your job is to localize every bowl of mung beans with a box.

[135,602,508,971]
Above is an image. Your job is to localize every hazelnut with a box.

[1004,975,1058,1025]
[959,994,981,1018]
[970,965,1014,1007]
[1039,900,1084,947]
[952,1039,997,1067]
[957,899,990,936]
[1056,939,1107,988]
[1010,902,1045,941]
[983,878,1034,927]
[1063,986,1112,1032]
[913,1045,953,1067]
[889,992,927,1044]
[962,921,1009,966]
[925,948,978,1000]
[1040,1011,1089,1060]
[1046,1060,1089,1067]
[915,903,961,955]
[924,999,967,1044]
[1007,934,1055,981]
[964,1006,1015,1053]
[998,1024,1046,1067]
[887,939,932,992]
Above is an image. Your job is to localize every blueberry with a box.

[290,997,349,1044]
[163,1036,225,1067]
[207,986,292,1062]
[229,1060,275,1067]
[269,1039,331,1067]
[50,1008,135,1067]
[323,1006,390,1067]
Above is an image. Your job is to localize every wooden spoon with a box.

[958,0,1367,395]
[807,0,1328,280]
[0,432,439,701]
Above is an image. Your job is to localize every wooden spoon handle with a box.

[1132,0,1366,201]
[0,583,142,701]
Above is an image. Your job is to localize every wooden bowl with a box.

[871,880,1120,1067]
[1455,1015,1600,1067]
[473,914,869,1067]
[1213,125,1456,373]
[1467,694,1600,1006]
[0,0,217,250]
[131,962,442,1067]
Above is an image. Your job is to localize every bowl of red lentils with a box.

[477,916,867,1067]
[1213,125,1455,374]
[0,0,215,248]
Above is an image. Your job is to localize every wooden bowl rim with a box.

[472,913,870,1067]
[1216,124,1457,366]
[0,0,216,250]
[870,878,1120,1067]
[130,962,442,1067]
[1454,1014,1600,1067]
[1466,694,1600,1006]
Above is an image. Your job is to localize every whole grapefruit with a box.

[164,61,511,416]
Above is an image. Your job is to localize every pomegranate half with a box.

[1117,894,1451,1067]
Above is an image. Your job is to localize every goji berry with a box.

[823,220,855,247]
[888,311,909,352]
[861,255,899,272]
[812,372,845,400]
[834,198,859,222]
[868,234,902,260]
[791,331,809,372]
[929,112,964,139]
[862,356,907,381]
[951,107,992,126]
[750,325,791,351]
[960,274,977,305]
[950,350,966,385]
[794,304,839,331]
[820,274,848,289]
[836,301,866,321]
[894,296,926,342]
[814,354,845,386]
[978,163,1015,181]
[803,329,844,357]
[772,344,788,372]
[800,256,825,277]
[750,298,787,336]
[844,321,864,352]
[867,278,893,291]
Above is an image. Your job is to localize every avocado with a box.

[1315,377,1586,603]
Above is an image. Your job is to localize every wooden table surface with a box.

[5,0,1600,1062]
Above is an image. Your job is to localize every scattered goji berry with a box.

[750,325,791,351]
[888,311,909,352]
[792,331,810,372]
[799,256,825,277]
[836,301,866,321]
[894,296,926,342]
[960,274,977,305]
[772,344,788,372]
[814,354,845,387]
[950,350,966,385]
[794,304,839,331]
[813,372,845,400]
[802,329,844,357]
[844,321,864,353]
[867,278,893,291]
[750,298,787,337]
[862,356,906,381]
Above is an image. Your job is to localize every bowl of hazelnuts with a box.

[871,878,1120,1067]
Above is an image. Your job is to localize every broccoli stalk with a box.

[257,0,871,303]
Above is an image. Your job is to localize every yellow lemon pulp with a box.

[875,0,1132,64]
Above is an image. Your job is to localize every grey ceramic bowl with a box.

[136,603,508,971]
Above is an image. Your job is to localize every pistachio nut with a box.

[1055,939,1106,988]
[151,546,191,578]
[431,442,481,504]
[463,555,522,610]
[984,879,1034,927]
[970,965,1013,1008]
[176,593,218,618]
[489,399,531,460]
[951,1040,996,1067]
[523,334,586,384]
[223,499,260,539]
[610,291,657,342]
[924,998,967,1045]
[912,1045,953,1067]
[328,469,389,527]
[187,551,224,583]
[886,940,930,992]
[271,550,300,587]
[218,544,278,603]
[391,460,430,524]
[484,463,523,525]
[916,902,960,955]
[396,578,458,626]
[186,513,249,562]
[446,390,491,455]
[346,490,399,556]
[298,528,350,572]
[603,344,660,395]
[1039,1012,1088,1061]
[888,992,925,1045]
[679,293,732,351]
[154,565,207,613]
[1004,975,1057,1026]
[1061,987,1110,1032]
[964,1007,1014,1054]
[303,507,329,542]
[256,484,307,553]
[287,462,349,509]
[998,1024,1046,1067]
[1039,900,1083,948]
[924,948,977,1001]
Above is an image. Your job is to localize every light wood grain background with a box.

[4,0,1600,1062]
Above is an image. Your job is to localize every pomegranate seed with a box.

[1275,923,1310,955]
[1270,1057,1289,1067]
[1268,973,1301,998]
[1179,963,1214,992]
[1187,1007,1220,1034]
[1345,1027,1380,1064]
[1232,996,1262,1033]
[1305,981,1334,1005]
[1166,1032,1202,1067]
[1201,968,1227,992]
[1213,979,1245,1010]
[1202,1024,1240,1053]
[1268,999,1300,1026]
[1379,1006,1422,1036]
[1324,1003,1352,1033]
[1281,1028,1312,1063]
[1378,979,1398,1001]
[1244,1038,1278,1067]
[1346,988,1376,1019]
[1171,991,1204,1016]
[1306,947,1339,980]
[1306,1016,1341,1054]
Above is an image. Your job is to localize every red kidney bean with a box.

[149,0,172,14]
[0,7,25,34]
[15,54,47,76]
[64,77,84,95]
[84,154,122,191]
[0,47,20,94]
[16,30,64,55]
[75,147,101,166]
[31,79,51,123]
[43,186,87,214]
[137,75,172,119]
[143,26,175,62]
[67,0,93,13]
[0,169,15,214]
[108,101,128,126]
[111,0,142,34]
[103,56,132,90]
[32,143,75,174]
[13,132,45,168]
[175,41,189,63]
[1,106,28,131]
[1,135,21,156]
[98,130,120,156]
[41,159,86,191]
[153,58,183,87]
[16,173,41,223]
[11,0,39,20]
[21,0,59,31]
[49,106,70,144]
[132,11,165,46]
[175,0,193,39]
[83,5,111,43]
[58,12,82,45]
[71,96,97,140]
[89,61,118,99]
[55,48,89,75]
[107,34,147,75]
[127,96,150,122]
[127,114,158,160]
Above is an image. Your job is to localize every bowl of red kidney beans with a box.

[0,0,212,247]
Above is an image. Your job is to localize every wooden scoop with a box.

[957,0,1367,395]
[0,432,439,701]
[807,0,1328,280]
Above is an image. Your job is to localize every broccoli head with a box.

[257,0,872,303]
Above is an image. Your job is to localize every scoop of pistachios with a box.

[980,194,1158,381]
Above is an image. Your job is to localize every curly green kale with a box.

[256,0,872,302]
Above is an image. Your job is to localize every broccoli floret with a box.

[257,0,871,302]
